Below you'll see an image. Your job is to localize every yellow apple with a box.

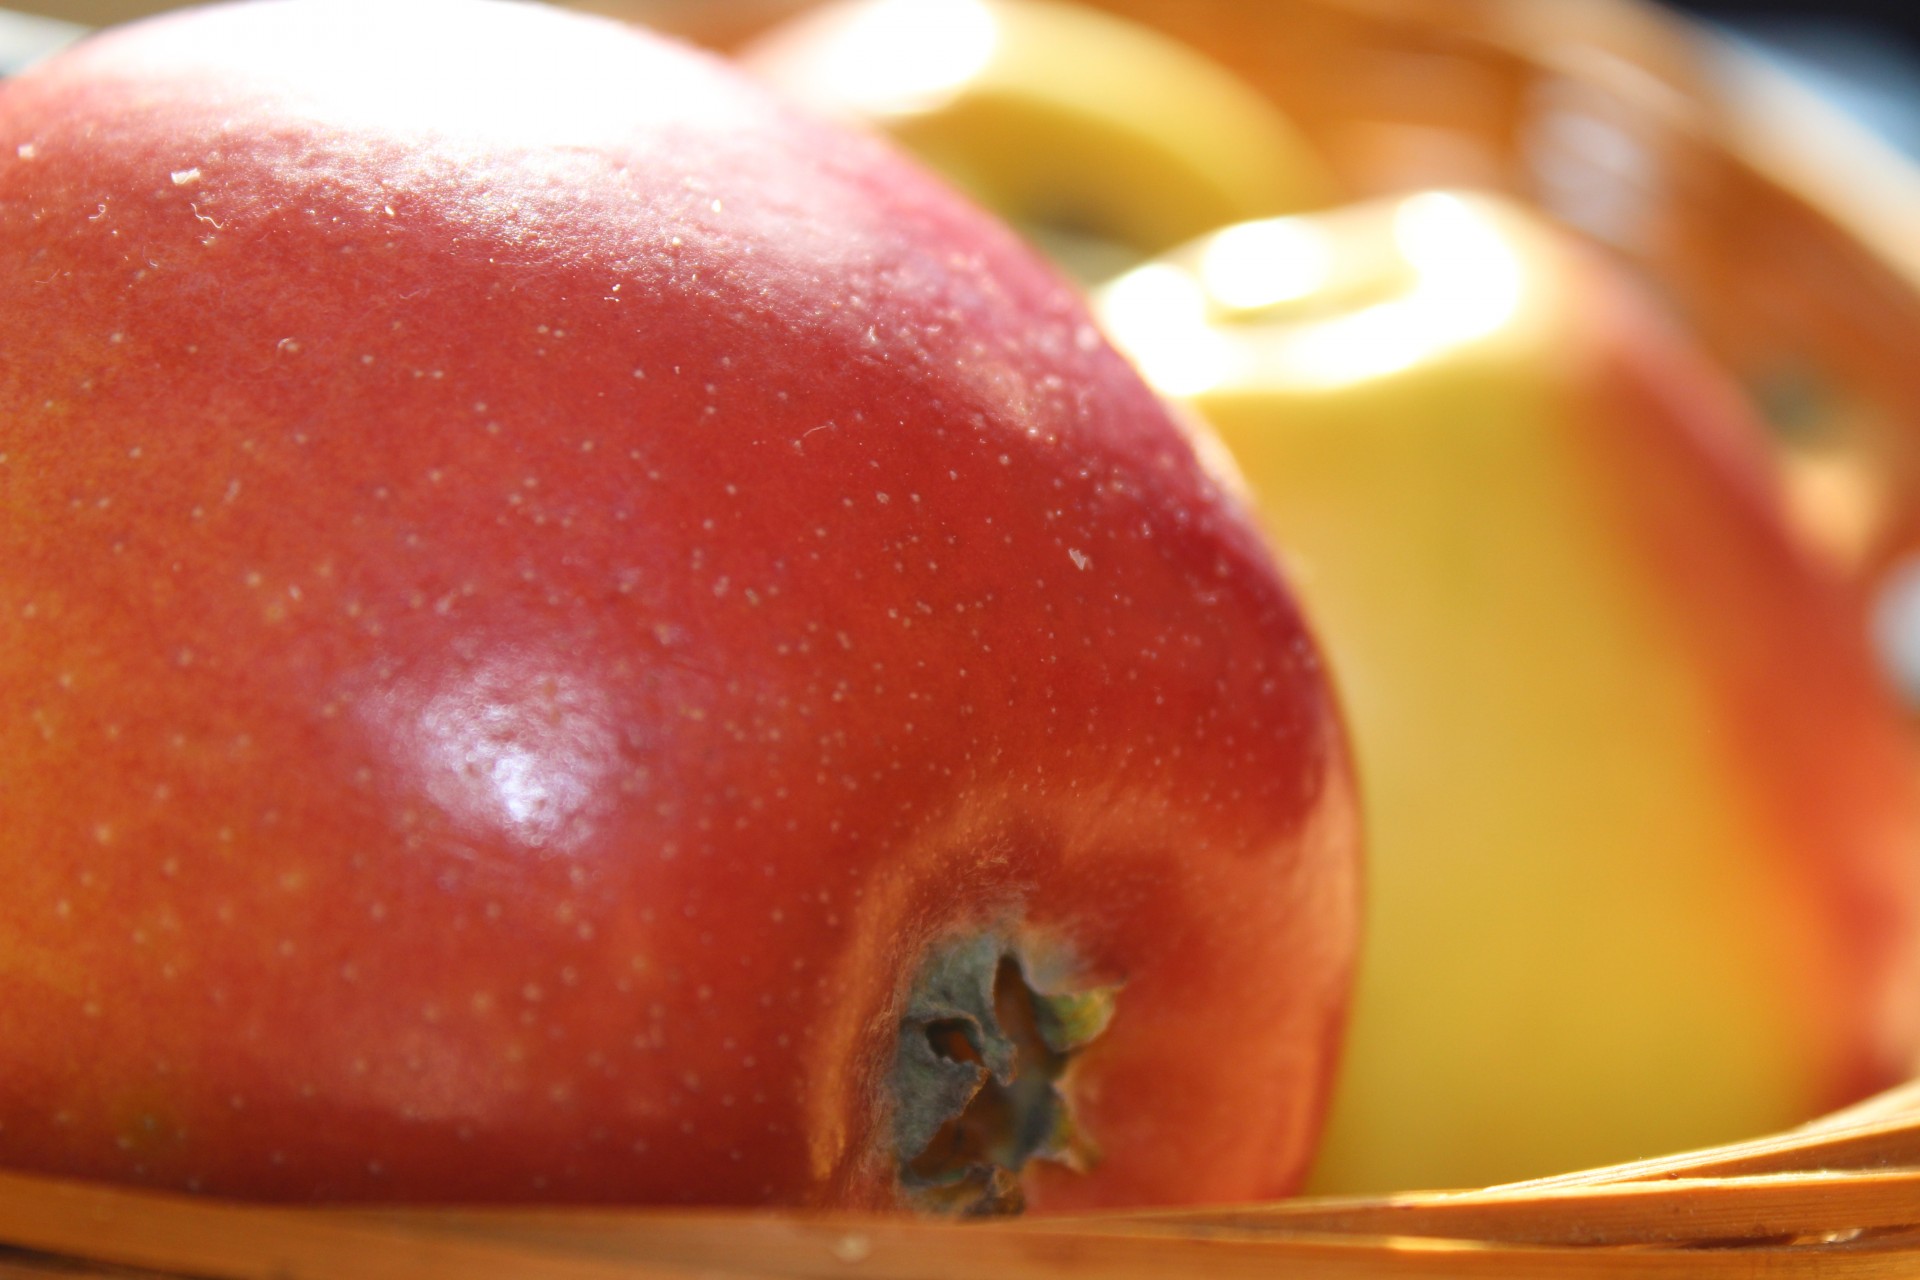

[741,0,1336,281]
[1095,192,1920,1191]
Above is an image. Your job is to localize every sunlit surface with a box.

[1098,261,1235,397]
[1198,216,1333,311]
[1874,553,1920,706]
[129,0,756,150]
[1100,192,1531,397]
[1394,192,1529,342]
[778,0,1000,118]
[381,655,620,855]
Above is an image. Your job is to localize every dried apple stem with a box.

[888,934,1116,1215]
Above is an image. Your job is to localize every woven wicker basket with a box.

[6,1,1920,1274]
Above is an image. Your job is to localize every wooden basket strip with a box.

[205,1207,1920,1280]
[4,1081,1920,1280]
[0,1169,744,1280]
[0,1247,213,1280]
[5,1175,1920,1280]
[1492,1082,1920,1190]
[0,1255,176,1280]
[1052,1170,1920,1248]
[1786,1081,1920,1133]
[1822,1225,1920,1251]
[278,1209,1920,1280]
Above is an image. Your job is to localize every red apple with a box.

[0,0,1359,1213]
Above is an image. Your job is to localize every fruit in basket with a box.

[1096,192,1920,1191]
[740,0,1920,1189]
[741,0,1337,282]
[0,0,1360,1211]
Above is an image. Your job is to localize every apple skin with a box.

[1098,193,1920,1191]
[0,0,1360,1210]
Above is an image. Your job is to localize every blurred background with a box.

[0,2,1913,155]
[3,2,1916,161]
[1672,0,1920,161]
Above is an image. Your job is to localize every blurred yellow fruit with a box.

[742,0,1337,280]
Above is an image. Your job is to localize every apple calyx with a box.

[890,933,1117,1215]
